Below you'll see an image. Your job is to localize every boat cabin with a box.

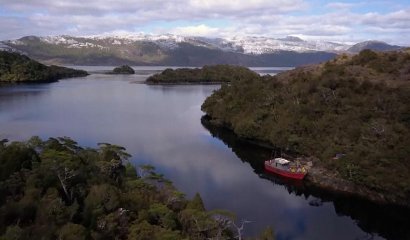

[265,157,308,179]
[267,158,290,170]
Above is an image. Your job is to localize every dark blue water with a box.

[0,69,408,240]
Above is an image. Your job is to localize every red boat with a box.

[264,158,307,180]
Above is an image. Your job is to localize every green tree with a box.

[59,223,87,240]
[186,193,205,211]
[0,225,25,240]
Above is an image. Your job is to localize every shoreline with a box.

[201,115,410,208]
[143,81,225,85]
[0,73,89,85]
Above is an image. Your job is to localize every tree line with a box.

[0,136,274,240]
[202,49,410,205]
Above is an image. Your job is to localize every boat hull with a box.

[264,162,306,180]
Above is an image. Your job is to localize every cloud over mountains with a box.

[0,0,409,45]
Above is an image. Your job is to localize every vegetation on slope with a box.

[111,65,135,74]
[0,51,88,82]
[0,137,274,240]
[202,50,410,204]
[4,36,336,66]
[146,65,260,84]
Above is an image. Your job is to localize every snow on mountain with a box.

[0,42,20,53]
[4,34,353,54]
[88,33,186,50]
[225,36,350,54]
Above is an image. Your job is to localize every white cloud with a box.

[189,0,306,13]
[0,0,408,45]
[326,2,359,9]
[169,24,220,37]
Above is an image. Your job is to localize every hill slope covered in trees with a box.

[202,49,410,206]
[0,51,88,83]
[146,65,260,84]
[0,137,274,240]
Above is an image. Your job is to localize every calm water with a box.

[0,68,408,240]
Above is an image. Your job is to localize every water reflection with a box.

[201,117,410,240]
[0,71,408,240]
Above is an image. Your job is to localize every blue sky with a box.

[0,0,409,45]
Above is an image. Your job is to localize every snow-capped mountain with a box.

[1,34,402,66]
[6,34,351,54]
[223,36,350,54]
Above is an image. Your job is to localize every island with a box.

[0,51,88,83]
[0,137,274,239]
[111,65,135,74]
[145,64,260,84]
[202,49,410,207]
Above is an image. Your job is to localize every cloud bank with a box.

[0,0,409,45]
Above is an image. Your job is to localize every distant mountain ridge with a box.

[0,34,404,66]
[347,41,403,53]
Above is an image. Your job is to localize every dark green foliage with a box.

[202,50,410,202]
[256,227,275,240]
[0,137,241,240]
[146,64,260,84]
[186,193,205,211]
[0,51,88,82]
[58,223,87,240]
[0,141,38,181]
[0,226,26,240]
[111,65,135,74]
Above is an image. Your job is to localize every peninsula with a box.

[0,51,88,83]
[202,49,410,207]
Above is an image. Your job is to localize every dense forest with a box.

[146,65,260,84]
[111,65,135,74]
[0,51,88,83]
[202,49,410,205]
[0,137,274,240]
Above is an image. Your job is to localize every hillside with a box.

[1,35,338,66]
[146,65,260,84]
[348,41,402,53]
[201,49,410,206]
[0,51,88,83]
[0,137,274,239]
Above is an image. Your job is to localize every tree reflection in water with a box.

[201,116,410,240]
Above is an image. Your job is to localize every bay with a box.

[0,67,408,240]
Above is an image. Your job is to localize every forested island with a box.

[0,51,88,83]
[202,49,410,206]
[0,137,274,240]
[111,65,135,74]
[146,65,260,84]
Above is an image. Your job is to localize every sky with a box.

[0,0,409,45]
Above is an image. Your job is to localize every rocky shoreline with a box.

[305,165,409,207]
[202,115,410,208]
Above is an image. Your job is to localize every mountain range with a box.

[0,34,404,67]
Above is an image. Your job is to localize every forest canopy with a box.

[146,65,260,84]
[0,137,274,240]
[0,51,88,82]
[202,50,410,204]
